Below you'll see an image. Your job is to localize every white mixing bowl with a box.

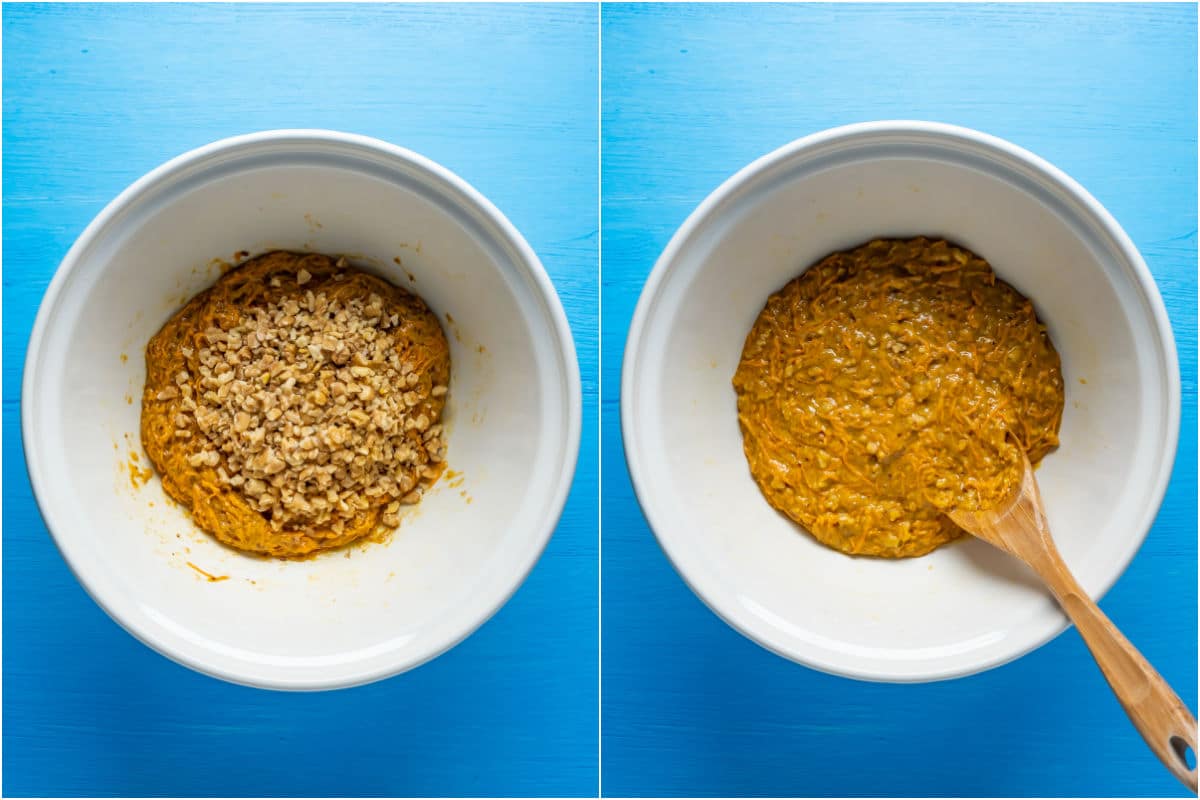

[622,121,1179,682]
[23,130,582,690]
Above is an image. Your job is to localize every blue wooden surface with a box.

[3,4,597,797]
[601,4,1197,797]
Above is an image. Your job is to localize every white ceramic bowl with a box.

[623,121,1179,682]
[23,130,581,690]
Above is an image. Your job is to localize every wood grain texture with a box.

[3,4,598,797]
[600,3,1197,797]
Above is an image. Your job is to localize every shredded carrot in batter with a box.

[186,562,230,582]
[733,237,1064,558]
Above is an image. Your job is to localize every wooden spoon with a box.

[950,450,1198,792]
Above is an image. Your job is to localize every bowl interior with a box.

[625,129,1176,681]
[25,135,577,688]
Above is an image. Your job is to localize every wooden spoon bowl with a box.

[950,451,1198,792]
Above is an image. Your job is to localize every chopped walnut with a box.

[168,265,448,532]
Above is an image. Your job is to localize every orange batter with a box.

[141,251,450,558]
[733,237,1064,558]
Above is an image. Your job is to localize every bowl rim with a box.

[621,119,1182,683]
[21,128,583,691]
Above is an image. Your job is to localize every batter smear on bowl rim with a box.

[732,237,1065,558]
[141,251,450,558]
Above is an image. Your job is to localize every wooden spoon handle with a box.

[1035,551,1198,792]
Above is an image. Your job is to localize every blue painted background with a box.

[601,4,1197,797]
[3,4,597,797]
